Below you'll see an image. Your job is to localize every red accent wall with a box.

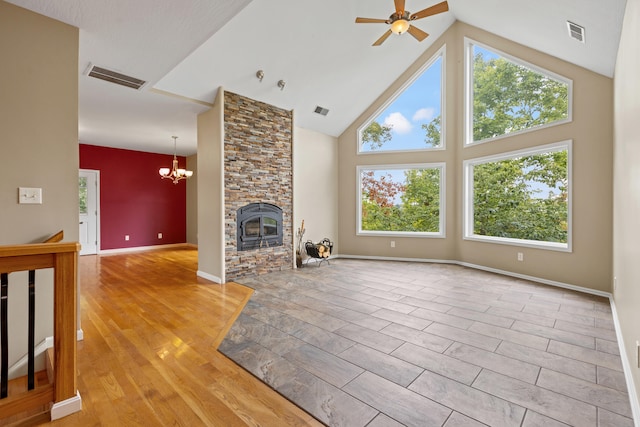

[79,144,187,250]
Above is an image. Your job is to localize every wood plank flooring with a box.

[220,258,634,427]
[33,247,321,427]
[21,247,634,426]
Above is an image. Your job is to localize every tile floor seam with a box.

[221,260,633,427]
[535,371,632,419]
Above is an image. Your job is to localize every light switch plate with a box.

[18,187,42,204]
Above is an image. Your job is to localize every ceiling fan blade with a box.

[394,0,406,14]
[373,29,393,46]
[410,1,449,20]
[355,17,388,24]
[407,25,429,42]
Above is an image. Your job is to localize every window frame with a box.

[357,46,446,155]
[463,140,572,251]
[357,163,446,238]
[464,38,573,147]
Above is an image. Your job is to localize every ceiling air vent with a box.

[86,65,146,90]
[314,106,329,116]
[567,21,585,43]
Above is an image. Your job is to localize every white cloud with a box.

[383,112,412,134]
[412,107,436,122]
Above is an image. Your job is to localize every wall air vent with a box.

[314,106,329,116]
[567,21,585,43]
[86,65,146,90]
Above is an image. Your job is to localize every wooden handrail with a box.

[0,242,78,260]
[0,240,80,420]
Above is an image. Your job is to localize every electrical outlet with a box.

[158,232,163,239]
[517,252,524,261]
[390,241,395,248]
[636,341,639,368]
[125,235,130,241]
[614,277,617,290]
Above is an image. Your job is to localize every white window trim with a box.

[357,163,446,238]
[462,140,572,251]
[357,46,446,155]
[463,37,573,147]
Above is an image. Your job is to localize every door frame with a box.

[79,169,101,255]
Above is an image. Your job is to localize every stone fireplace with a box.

[223,91,293,281]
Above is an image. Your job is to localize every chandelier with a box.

[159,136,193,184]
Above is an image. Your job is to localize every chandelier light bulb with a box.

[159,136,194,184]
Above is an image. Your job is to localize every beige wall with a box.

[293,126,339,259]
[338,21,614,292]
[0,1,79,373]
[613,0,640,415]
[197,89,225,282]
[186,154,198,245]
[0,1,79,245]
[338,28,458,262]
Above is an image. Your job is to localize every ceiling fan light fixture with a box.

[355,1,448,46]
[391,19,410,35]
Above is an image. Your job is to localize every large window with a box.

[358,164,445,236]
[465,39,571,145]
[463,141,571,250]
[358,49,444,153]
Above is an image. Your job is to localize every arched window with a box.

[465,39,572,145]
[359,49,445,153]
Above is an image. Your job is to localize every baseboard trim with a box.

[50,392,82,420]
[336,254,609,298]
[8,330,84,378]
[197,270,223,284]
[99,243,190,255]
[8,338,50,378]
[336,253,457,265]
[610,299,640,426]
[456,261,611,298]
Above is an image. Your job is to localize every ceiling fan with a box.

[355,0,449,46]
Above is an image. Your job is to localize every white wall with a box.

[613,0,640,419]
[293,126,339,261]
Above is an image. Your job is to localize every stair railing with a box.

[0,236,79,420]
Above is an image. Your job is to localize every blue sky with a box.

[362,55,443,152]
[361,45,563,202]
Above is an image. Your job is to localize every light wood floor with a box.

[36,246,321,426]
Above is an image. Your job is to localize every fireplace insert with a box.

[236,203,283,251]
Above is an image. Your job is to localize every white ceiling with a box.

[7,0,627,156]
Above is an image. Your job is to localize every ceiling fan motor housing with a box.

[389,11,411,34]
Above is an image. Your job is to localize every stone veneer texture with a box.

[224,91,293,281]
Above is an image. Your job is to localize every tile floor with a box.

[218,259,634,427]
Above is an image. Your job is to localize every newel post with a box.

[52,248,79,410]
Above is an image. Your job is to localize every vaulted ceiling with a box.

[6,0,627,156]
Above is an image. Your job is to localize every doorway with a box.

[79,169,100,255]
